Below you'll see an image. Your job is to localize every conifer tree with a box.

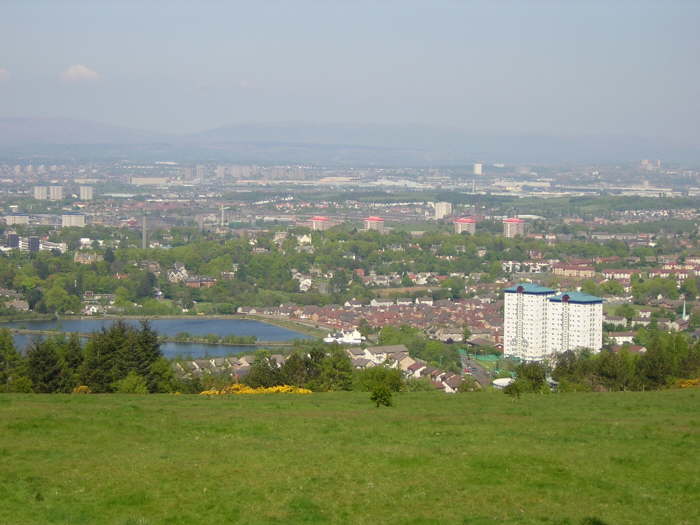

[27,339,62,393]
[0,328,25,391]
[58,333,84,392]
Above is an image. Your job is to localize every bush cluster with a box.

[0,322,176,394]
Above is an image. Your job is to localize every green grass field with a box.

[1,390,698,525]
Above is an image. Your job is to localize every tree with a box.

[329,269,350,295]
[404,377,435,392]
[505,362,549,395]
[680,278,698,300]
[354,366,403,392]
[357,318,372,338]
[462,325,472,343]
[57,333,84,392]
[44,284,80,314]
[458,375,481,392]
[135,272,156,298]
[0,328,24,391]
[26,287,43,310]
[600,280,624,296]
[80,321,168,393]
[114,371,149,394]
[148,358,175,393]
[133,321,163,390]
[370,384,393,407]
[596,349,638,391]
[104,247,116,264]
[245,352,284,388]
[319,347,353,391]
[26,339,62,393]
[280,352,308,387]
[581,280,600,296]
[614,304,636,323]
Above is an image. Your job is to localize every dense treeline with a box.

[192,342,436,394]
[1,217,682,317]
[0,322,175,393]
[243,345,354,392]
[505,331,700,395]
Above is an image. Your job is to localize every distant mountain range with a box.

[0,117,697,165]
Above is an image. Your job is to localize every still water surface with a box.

[4,318,312,358]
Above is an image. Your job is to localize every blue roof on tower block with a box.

[503,283,556,295]
[549,292,603,304]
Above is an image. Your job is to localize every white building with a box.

[61,213,86,228]
[49,186,64,201]
[323,329,364,345]
[4,214,29,226]
[33,186,48,200]
[454,217,477,234]
[79,186,94,200]
[310,216,332,231]
[433,201,453,220]
[130,176,168,186]
[504,283,603,362]
[546,292,603,357]
[473,163,483,176]
[364,216,385,232]
[503,217,525,238]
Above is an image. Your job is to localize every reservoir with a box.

[3,318,314,358]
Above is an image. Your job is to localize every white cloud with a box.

[0,68,8,81]
[61,64,100,82]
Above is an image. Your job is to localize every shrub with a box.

[458,375,481,393]
[113,371,149,394]
[403,377,435,392]
[354,366,403,392]
[72,385,91,394]
[370,384,393,407]
[199,383,312,395]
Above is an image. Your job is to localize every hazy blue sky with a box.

[1,1,698,142]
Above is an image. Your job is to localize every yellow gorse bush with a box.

[676,378,700,389]
[72,385,92,394]
[200,383,312,395]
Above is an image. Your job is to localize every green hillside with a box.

[1,390,698,525]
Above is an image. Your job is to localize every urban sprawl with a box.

[2,158,700,391]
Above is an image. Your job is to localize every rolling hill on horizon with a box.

[0,117,697,165]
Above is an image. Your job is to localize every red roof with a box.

[503,218,524,223]
[365,216,384,222]
[311,216,329,221]
[454,217,476,223]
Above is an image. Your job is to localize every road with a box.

[460,355,491,388]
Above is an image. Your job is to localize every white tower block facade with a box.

[504,284,555,361]
[504,284,603,362]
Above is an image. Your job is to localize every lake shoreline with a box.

[6,327,299,348]
[0,313,326,339]
[3,315,322,359]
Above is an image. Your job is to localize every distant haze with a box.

[0,1,698,162]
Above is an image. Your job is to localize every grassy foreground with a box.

[0,390,698,525]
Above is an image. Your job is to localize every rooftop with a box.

[549,292,604,304]
[503,283,556,295]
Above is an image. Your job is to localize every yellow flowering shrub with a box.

[72,385,92,394]
[199,384,312,396]
[676,378,700,389]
